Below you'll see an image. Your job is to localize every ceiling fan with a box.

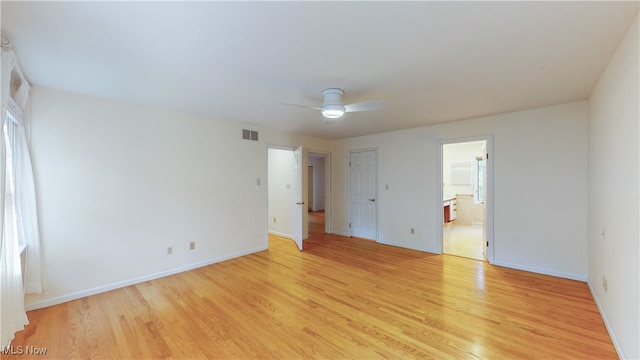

[282,88,388,122]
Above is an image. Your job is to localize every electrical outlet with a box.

[167,246,173,255]
[273,217,277,224]
[602,277,608,292]
[189,242,195,250]
[410,228,415,234]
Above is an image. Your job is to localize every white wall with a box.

[308,155,326,211]
[27,86,328,309]
[588,15,639,360]
[330,101,589,280]
[267,148,294,238]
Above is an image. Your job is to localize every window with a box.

[474,156,485,204]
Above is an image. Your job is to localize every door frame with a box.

[348,148,379,241]
[439,135,494,263]
[265,145,332,248]
[308,166,314,211]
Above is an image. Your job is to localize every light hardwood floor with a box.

[308,210,325,237]
[6,234,615,359]
[443,222,485,261]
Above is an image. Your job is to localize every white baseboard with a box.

[24,245,268,311]
[587,281,625,359]
[268,230,293,239]
[378,239,436,253]
[491,260,587,282]
[330,230,350,237]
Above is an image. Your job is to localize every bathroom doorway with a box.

[442,139,490,261]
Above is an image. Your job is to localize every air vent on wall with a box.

[242,129,259,141]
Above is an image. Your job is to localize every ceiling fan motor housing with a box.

[321,88,345,118]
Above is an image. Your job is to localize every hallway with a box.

[308,210,325,237]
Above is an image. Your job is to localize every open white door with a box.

[482,139,494,263]
[481,144,488,261]
[292,146,307,250]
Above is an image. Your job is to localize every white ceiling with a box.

[2,1,638,140]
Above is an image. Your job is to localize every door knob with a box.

[296,202,305,205]
[368,198,376,202]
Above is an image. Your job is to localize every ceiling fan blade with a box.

[344,100,388,113]
[280,103,321,110]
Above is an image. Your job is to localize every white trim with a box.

[330,230,350,237]
[484,136,494,263]
[264,146,269,250]
[265,144,295,151]
[492,260,587,282]
[436,142,443,254]
[421,246,442,254]
[587,281,625,359]
[24,245,267,311]
[268,230,293,239]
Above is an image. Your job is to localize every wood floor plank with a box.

[6,233,616,359]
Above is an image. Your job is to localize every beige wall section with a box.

[330,101,589,280]
[27,86,328,309]
[454,195,484,226]
[588,15,639,360]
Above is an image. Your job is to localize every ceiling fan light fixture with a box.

[321,104,345,119]
[281,87,387,122]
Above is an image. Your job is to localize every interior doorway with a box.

[267,147,297,241]
[308,152,328,237]
[442,140,488,261]
[267,147,330,248]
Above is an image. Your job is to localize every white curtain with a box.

[0,45,42,347]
